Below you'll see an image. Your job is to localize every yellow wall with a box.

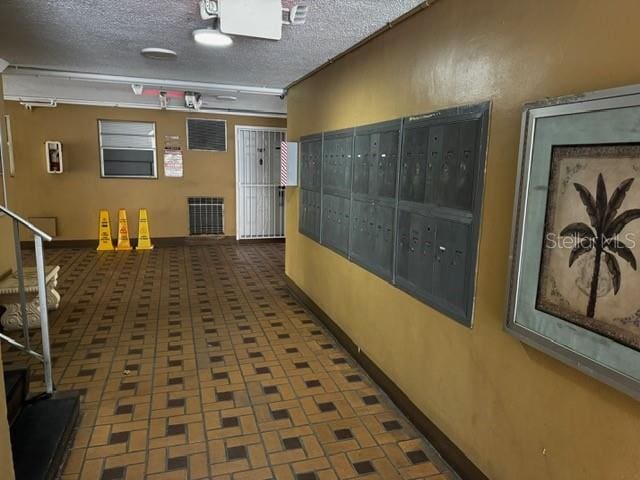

[3,102,285,240]
[285,1,640,479]
[0,74,16,480]
[0,77,15,276]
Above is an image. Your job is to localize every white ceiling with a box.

[0,1,425,89]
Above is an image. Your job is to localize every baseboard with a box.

[238,238,286,244]
[19,235,284,249]
[285,275,489,480]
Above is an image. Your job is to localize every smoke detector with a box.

[141,48,177,60]
[283,5,309,25]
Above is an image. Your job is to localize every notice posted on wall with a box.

[163,135,183,178]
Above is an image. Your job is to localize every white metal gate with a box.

[235,126,286,239]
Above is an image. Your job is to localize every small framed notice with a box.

[164,135,183,178]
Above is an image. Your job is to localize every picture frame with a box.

[507,84,640,401]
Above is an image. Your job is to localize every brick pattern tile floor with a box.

[2,244,457,480]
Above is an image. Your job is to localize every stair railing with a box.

[0,205,54,394]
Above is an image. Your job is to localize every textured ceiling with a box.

[0,0,425,89]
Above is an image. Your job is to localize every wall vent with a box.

[187,119,227,151]
[188,197,224,235]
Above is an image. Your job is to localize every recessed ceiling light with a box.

[216,95,238,101]
[193,28,233,47]
[141,48,177,60]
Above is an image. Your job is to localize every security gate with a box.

[235,126,286,239]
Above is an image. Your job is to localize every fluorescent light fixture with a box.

[193,28,233,47]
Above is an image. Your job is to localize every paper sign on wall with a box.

[163,135,183,178]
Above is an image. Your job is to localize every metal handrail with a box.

[0,205,52,241]
[0,205,54,393]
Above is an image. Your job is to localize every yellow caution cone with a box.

[136,208,154,251]
[116,209,132,251]
[97,210,114,251]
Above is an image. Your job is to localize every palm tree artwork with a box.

[560,174,640,318]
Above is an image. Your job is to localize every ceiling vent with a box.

[187,119,227,152]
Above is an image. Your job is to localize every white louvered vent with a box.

[187,119,227,152]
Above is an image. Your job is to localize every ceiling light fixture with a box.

[141,48,178,60]
[216,95,237,101]
[193,26,233,47]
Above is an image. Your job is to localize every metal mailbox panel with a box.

[301,138,322,191]
[436,124,461,208]
[425,126,444,205]
[433,218,471,316]
[376,130,400,200]
[299,188,321,241]
[323,132,353,196]
[349,199,372,263]
[417,214,437,294]
[396,209,412,285]
[322,193,349,255]
[451,120,479,211]
[372,203,396,278]
[322,137,336,190]
[353,133,372,196]
[400,126,428,203]
[396,210,421,287]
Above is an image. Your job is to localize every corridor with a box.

[1,244,453,480]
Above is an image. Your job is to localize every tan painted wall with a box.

[0,76,16,277]
[0,75,16,480]
[3,102,285,240]
[285,1,640,479]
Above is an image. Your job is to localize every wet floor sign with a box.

[136,208,153,250]
[116,209,132,251]
[97,210,114,251]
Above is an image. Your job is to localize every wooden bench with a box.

[0,266,61,331]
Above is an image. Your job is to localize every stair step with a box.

[11,392,80,480]
[3,367,29,426]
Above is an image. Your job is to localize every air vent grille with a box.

[187,119,227,151]
[188,197,224,235]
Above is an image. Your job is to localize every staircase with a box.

[4,367,80,480]
[1,205,81,480]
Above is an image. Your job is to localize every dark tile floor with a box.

[2,244,456,480]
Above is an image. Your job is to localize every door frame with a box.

[234,125,288,240]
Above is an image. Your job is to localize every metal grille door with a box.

[236,127,286,239]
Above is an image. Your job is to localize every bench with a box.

[0,266,61,331]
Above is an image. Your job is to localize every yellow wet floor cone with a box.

[116,209,132,251]
[97,210,114,251]
[136,208,154,250]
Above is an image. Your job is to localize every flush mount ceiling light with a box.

[141,48,178,60]
[193,27,233,47]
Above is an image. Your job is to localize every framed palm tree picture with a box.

[507,85,640,401]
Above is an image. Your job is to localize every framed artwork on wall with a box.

[507,85,640,401]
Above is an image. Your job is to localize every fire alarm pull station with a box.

[45,141,63,173]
